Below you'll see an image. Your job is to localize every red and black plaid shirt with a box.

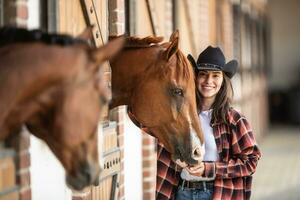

[128,108,261,200]
[156,108,261,200]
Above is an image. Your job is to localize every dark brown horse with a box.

[0,27,124,190]
[110,31,204,165]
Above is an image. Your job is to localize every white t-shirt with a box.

[181,109,219,181]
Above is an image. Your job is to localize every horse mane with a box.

[110,35,164,48]
[0,26,87,47]
[110,34,192,79]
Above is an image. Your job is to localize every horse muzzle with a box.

[173,142,204,165]
[66,162,100,190]
[173,147,196,165]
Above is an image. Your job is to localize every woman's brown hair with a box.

[196,73,233,124]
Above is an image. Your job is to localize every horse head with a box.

[24,36,124,190]
[110,30,204,165]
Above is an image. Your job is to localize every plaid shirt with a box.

[156,108,261,200]
[128,108,261,200]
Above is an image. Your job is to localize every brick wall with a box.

[2,0,28,27]
[4,129,31,200]
[141,135,156,200]
[108,0,125,199]
[109,0,125,36]
[114,106,126,200]
[1,1,30,200]
[15,1,31,198]
[5,130,31,200]
[0,149,18,200]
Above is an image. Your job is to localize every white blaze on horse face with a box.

[188,112,204,161]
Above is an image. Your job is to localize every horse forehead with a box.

[164,56,192,82]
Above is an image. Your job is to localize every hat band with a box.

[197,63,222,70]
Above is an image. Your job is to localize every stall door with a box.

[57,1,121,199]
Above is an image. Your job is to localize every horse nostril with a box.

[93,176,100,186]
[191,146,202,160]
[81,163,92,183]
[194,148,200,156]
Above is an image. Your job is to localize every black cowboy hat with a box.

[187,46,238,79]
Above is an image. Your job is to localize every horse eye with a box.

[173,88,184,97]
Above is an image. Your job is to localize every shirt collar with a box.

[200,109,212,116]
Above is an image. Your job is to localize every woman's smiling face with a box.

[196,70,224,100]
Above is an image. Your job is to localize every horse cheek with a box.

[96,76,111,104]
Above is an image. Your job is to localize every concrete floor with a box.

[252,125,300,200]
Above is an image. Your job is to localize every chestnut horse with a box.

[110,31,204,165]
[0,27,124,190]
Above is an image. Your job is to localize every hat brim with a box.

[187,54,238,79]
[223,60,238,78]
[187,54,197,70]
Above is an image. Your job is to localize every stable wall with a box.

[269,0,300,90]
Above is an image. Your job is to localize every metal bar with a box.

[172,0,177,32]
[80,0,112,124]
[110,174,118,200]
[80,0,104,47]
[145,0,157,36]
[47,0,58,32]
[0,0,3,26]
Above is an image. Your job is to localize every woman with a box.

[156,46,261,200]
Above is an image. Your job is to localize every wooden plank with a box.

[100,150,121,181]
[80,0,111,123]
[80,0,105,47]
[0,189,18,200]
[99,123,121,181]
[182,0,197,55]
[0,150,16,192]
[93,178,113,200]
[209,0,217,44]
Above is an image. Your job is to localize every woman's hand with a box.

[175,159,188,168]
[185,162,205,177]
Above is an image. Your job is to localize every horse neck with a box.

[0,44,73,132]
[109,47,160,109]
[0,63,42,137]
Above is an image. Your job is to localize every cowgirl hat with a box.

[187,46,238,78]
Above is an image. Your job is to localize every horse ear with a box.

[170,29,179,41]
[77,26,93,40]
[91,36,125,66]
[164,30,179,61]
[164,37,179,61]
